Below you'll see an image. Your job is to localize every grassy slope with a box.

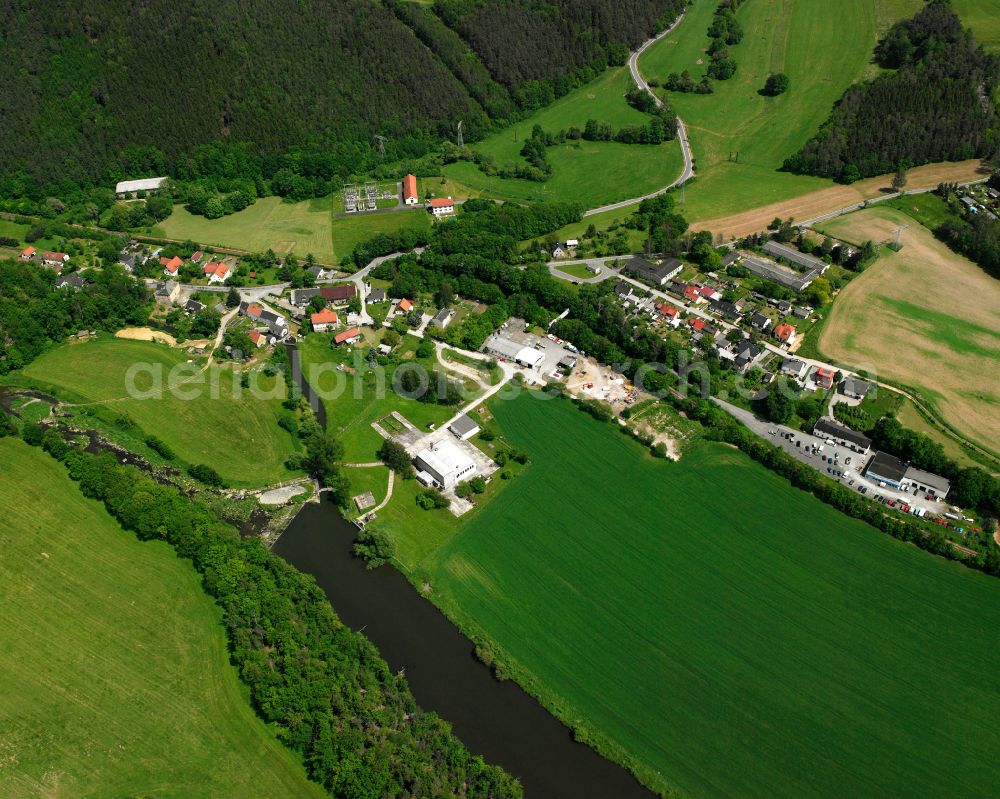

[8,337,299,486]
[330,208,431,262]
[444,65,683,208]
[425,395,1000,799]
[638,0,922,221]
[0,438,323,799]
[816,206,1000,457]
[158,196,431,265]
[158,196,337,262]
[954,0,1000,51]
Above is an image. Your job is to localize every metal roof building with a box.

[115,177,167,195]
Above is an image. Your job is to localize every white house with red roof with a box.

[402,173,419,206]
[655,302,681,327]
[248,330,266,349]
[203,260,231,284]
[812,366,836,390]
[428,197,455,219]
[190,250,204,263]
[19,246,36,261]
[41,251,69,268]
[333,326,362,346]
[311,308,339,332]
[696,285,721,302]
[396,298,413,315]
[683,285,702,304]
[161,255,183,276]
[773,322,797,346]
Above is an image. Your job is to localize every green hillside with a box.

[424,395,1000,798]
[638,0,922,219]
[0,0,682,188]
[443,64,684,206]
[9,338,299,486]
[954,0,1000,51]
[0,438,324,799]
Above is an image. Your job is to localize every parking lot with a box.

[485,319,579,383]
[716,400,945,516]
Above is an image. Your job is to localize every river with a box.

[274,499,657,799]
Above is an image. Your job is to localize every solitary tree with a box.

[762,73,790,96]
[892,165,908,191]
[225,286,240,307]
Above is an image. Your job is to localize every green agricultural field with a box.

[419,395,1000,798]
[4,337,299,486]
[0,438,323,799]
[954,0,1000,51]
[884,191,960,230]
[443,65,683,208]
[0,218,28,242]
[637,0,922,221]
[158,196,337,262]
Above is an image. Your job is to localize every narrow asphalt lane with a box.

[583,14,694,217]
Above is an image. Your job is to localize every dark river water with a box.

[274,499,657,799]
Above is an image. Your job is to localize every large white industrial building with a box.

[414,438,477,489]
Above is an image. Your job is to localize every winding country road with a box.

[583,14,694,217]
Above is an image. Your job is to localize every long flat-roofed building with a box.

[116,177,167,196]
[813,417,871,454]
[414,438,477,489]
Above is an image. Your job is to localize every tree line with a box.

[783,1,1000,183]
[5,416,522,798]
[0,260,149,374]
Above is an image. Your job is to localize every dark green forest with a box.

[783,1,1000,182]
[0,0,684,198]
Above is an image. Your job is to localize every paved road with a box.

[582,15,694,217]
[796,178,991,230]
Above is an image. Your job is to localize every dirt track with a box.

[692,160,989,239]
[114,327,210,349]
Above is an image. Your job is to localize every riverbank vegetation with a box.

[422,393,1000,799]
[7,423,522,798]
[2,337,300,486]
[0,437,326,799]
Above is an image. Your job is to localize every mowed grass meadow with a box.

[638,0,923,221]
[0,439,323,799]
[157,196,431,265]
[422,395,1000,798]
[443,65,683,208]
[954,0,1000,51]
[5,337,300,486]
[817,207,1000,458]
